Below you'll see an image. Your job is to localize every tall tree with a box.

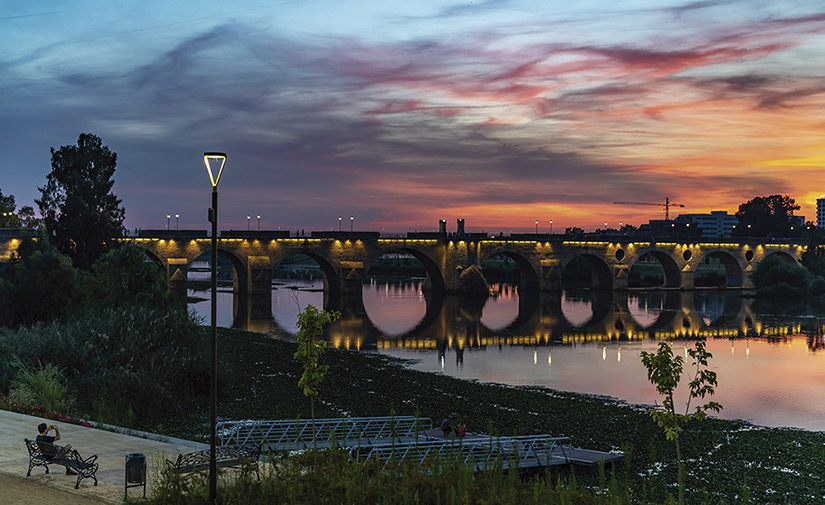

[733,194,800,238]
[36,133,125,269]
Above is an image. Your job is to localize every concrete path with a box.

[0,409,207,504]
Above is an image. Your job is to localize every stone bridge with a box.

[0,225,807,306]
[119,230,804,301]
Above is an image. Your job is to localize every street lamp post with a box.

[257,215,261,232]
[203,152,226,505]
[166,214,171,230]
[247,215,251,231]
[350,215,354,232]
[175,213,180,231]
[338,216,342,231]
[550,220,553,234]
[535,220,538,234]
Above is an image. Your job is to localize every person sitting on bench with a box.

[37,423,74,474]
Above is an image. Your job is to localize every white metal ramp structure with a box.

[216,416,433,451]
[353,435,574,472]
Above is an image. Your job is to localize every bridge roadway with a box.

[0,225,805,300]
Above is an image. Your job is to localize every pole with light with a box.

[350,215,354,232]
[550,219,553,234]
[535,219,538,234]
[203,152,226,505]
[257,215,261,231]
[167,213,171,230]
[176,213,180,231]
[338,216,342,231]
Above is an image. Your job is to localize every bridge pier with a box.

[680,270,695,290]
[166,258,190,298]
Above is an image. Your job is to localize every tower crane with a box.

[613,197,685,221]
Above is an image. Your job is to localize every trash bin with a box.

[125,453,146,499]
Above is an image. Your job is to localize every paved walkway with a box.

[0,409,207,504]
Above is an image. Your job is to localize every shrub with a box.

[0,306,208,426]
[8,360,73,413]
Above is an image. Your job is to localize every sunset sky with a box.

[3,0,825,233]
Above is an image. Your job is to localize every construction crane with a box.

[613,197,685,221]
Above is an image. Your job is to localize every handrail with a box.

[355,435,573,471]
[216,416,432,450]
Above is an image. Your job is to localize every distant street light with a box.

[339,216,342,231]
[166,213,171,230]
[350,215,354,232]
[175,213,180,231]
[535,220,538,233]
[257,215,261,231]
[247,215,251,231]
[203,151,227,505]
[550,220,553,234]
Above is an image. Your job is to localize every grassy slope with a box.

[158,328,825,504]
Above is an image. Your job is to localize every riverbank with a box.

[140,327,823,504]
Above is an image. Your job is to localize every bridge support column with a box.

[166,258,190,298]
[247,256,272,296]
[680,270,695,290]
[540,259,562,291]
[340,261,365,296]
[612,265,629,291]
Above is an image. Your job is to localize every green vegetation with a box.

[640,341,721,505]
[294,304,341,448]
[37,133,125,269]
[0,306,208,426]
[144,448,632,505]
[733,194,801,239]
[133,328,825,504]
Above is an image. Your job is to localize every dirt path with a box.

[0,473,112,505]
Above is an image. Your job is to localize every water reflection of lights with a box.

[533,350,537,364]
[548,351,552,366]
[617,346,621,363]
[602,346,606,361]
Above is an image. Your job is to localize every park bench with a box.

[24,439,99,489]
[166,444,261,476]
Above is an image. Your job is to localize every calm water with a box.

[188,275,825,432]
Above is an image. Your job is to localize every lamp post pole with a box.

[350,215,354,232]
[550,220,553,234]
[247,215,251,231]
[535,220,538,234]
[166,213,170,230]
[257,215,261,231]
[204,152,226,505]
[338,216,342,231]
[176,213,180,231]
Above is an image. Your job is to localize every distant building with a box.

[675,211,738,238]
[818,196,825,227]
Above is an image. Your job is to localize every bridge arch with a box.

[478,249,540,292]
[694,250,744,287]
[365,246,446,294]
[276,250,341,297]
[761,250,798,264]
[560,253,613,291]
[628,250,681,288]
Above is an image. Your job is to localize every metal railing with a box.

[355,435,573,472]
[216,416,432,451]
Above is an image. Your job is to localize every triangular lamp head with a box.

[203,152,227,187]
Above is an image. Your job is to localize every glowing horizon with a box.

[2,1,825,232]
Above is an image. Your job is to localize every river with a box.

[188,274,825,432]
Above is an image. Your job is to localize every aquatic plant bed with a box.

[154,328,824,504]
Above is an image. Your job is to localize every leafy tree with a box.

[733,195,799,238]
[293,304,341,449]
[0,189,19,228]
[81,244,172,311]
[565,226,585,238]
[0,234,79,327]
[640,341,722,505]
[751,254,810,300]
[17,206,40,230]
[36,133,125,269]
